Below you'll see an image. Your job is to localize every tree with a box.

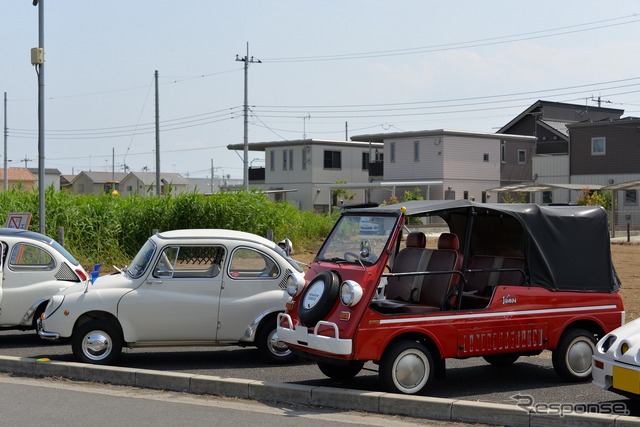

[576,188,611,210]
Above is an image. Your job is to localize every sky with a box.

[2,1,640,180]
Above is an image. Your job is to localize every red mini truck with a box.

[278,200,624,395]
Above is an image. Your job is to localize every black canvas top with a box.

[347,200,620,292]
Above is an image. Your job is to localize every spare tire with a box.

[298,271,340,326]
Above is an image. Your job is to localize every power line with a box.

[262,14,640,63]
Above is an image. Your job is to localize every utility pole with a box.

[235,42,261,191]
[21,155,33,168]
[155,70,160,196]
[32,0,45,234]
[3,92,7,192]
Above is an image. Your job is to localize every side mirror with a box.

[277,237,293,256]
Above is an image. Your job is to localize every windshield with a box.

[317,214,397,265]
[126,239,156,279]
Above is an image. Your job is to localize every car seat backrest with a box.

[384,232,430,302]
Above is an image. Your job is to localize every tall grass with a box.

[0,188,334,268]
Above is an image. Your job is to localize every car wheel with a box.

[298,271,340,326]
[72,319,123,365]
[256,318,297,363]
[552,328,596,381]
[483,354,520,366]
[317,361,364,379]
[380,340,434,395]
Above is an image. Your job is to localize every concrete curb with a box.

[1,356,639,426]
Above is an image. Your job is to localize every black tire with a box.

[317,361,364,379]
[256,318,297,364]
[552,328,596,382]
[380,340,434,395]
[298,271,340,326]
[483,354,520,366]
[72,319,123,365]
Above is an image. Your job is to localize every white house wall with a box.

[442,135,500,202]
[532,154,570,204]
[264,144,370,211]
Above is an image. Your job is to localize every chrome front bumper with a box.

[277,313,352,355]
[36,318,60,340]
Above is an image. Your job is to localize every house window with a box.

[289,149,294,171]
[625,190,637,206]
[500,141,506,163]
[282,150,287,171]
[463,190,469,200]
[518,149,526,164]
[483,153,489,162]
[591,137,606,155]
[323,150,342,169]
[362,152,370,170]
[390,142,396,163]
[543,191,553,204]
[302,147,307,170]
[414,141,420,162]
[269,150,275,171]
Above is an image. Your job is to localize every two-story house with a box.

[351,130,536,203]
[567,117,640,227]
[227,139,383,212]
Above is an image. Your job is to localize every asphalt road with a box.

[1,330,638,418]
[0,374,472,427]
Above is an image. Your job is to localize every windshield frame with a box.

[316,213,399,266]
[126,239,157,279]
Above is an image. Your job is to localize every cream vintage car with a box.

[593,317,640,398]
[38,229,305,365]
[0,228,88,332]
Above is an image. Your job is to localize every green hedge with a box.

[0,188,334,268]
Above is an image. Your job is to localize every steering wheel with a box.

[344,252,360,262]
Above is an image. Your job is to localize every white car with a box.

[0,228,88,332]
[38,229,305,365]
[593,317,640,399]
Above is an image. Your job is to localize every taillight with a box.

[75,269,88,281]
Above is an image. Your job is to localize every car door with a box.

[117,244,225,342]
[216,246,285,342]
[1,240,55,324]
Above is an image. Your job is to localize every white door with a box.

[118,245,224,342]
[216,247,285,341]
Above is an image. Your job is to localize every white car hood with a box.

[597,317,640,366]
[58,272,135,296]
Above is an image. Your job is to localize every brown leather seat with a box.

[384,231,429,303]
[414,233,462,309]
[461,255,526,308]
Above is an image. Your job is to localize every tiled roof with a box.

[0,168,37,182]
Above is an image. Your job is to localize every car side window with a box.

[9,243,55,271]
[229,247,279,279]
[153,245,225,279]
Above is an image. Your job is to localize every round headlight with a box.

[286,275,299,297]
[340,280,363,307]
[621,342,630,355]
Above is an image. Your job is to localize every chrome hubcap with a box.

[82,331,112,361]
[268,330,291,357]
[394,350,428,392]
[567,339,594,375]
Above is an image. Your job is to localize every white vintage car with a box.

[38,229,305,365]
[593,317,640,398]
[0,228,88,332]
